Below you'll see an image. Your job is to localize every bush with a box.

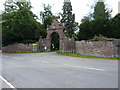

[20,40,36,44]
[91,35,116,41]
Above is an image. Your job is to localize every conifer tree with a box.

[94,1,111,20]
[61,0,76,38]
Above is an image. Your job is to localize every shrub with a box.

[20,40,36,44]
[91,35,116,41]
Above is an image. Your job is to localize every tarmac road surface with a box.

[1,52,118,88]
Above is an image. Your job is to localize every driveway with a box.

[1,52,118,88]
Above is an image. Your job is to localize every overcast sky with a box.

[0,0,120,22]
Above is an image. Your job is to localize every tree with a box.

[90,18,112,37]
[77,1,113,40]
[40,4,56,29]
[61,1,76,38]
[93,1,111,20]
[92,1,112,38]
[2,0,45,46]
[77,17,92,40]
[111,13,120,38]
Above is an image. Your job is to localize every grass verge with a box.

[57,52,120,60]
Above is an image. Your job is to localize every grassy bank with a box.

[57,52,120,60]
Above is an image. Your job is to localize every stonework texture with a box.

[46,19,65,52]
[63,37,75,53]
[75,40,120,58]
[2,43,33,53]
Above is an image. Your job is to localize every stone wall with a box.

[37,38,47,52]
[62,37,75,53]
[2,40,120,58]
[2,43,33,53]
[75,40,120,58]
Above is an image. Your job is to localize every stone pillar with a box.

[59,38,64,52]
[114,40,120,58]
[46,39,51,52]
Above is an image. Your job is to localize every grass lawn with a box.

[57,52,120,60]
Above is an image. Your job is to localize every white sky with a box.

[0,0,120,22]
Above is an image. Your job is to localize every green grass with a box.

[57,52,120,60]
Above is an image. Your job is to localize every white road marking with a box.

[0,75,16,88]
[63,64,106,71]
[84,67,106,71]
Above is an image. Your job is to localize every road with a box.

[0,51,11,89]
[1,52,118,88]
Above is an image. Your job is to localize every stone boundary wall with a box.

[2,40,120,58]
[62,37,75,53]
[75,40,120,58]
[2,43,33,53]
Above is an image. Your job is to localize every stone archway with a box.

[46,19,65,52]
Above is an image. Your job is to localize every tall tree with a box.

[111,13,120,38]
[93,1,111,20]
[92,1,112,37]
[61,0,76,38]
[77,1,113,40]
[40,4,56,29]
[2,0,45,46]
[77,17,92,40]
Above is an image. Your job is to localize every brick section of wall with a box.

[75,40,120,57]
[2,43,33,53]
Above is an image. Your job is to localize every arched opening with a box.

[51,32,60,51]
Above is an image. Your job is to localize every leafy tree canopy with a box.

[93,2,111,20]
[2,0,46,46]
[40,4,56,29]
[77,1,114,41]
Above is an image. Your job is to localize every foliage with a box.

[77,1,115,41]
[40,4,56,29]
[93,2,111,20]
[2,0,46,46]
[57,52,120,60]
[4,1,32,13]
[77,17,92,40]
[90,18,113,38]
[91,35,116,41]
[111,13,120,39]
[61,1,76,38]
[20,40,36,44]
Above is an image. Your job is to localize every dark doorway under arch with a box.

[51,32,60,51]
